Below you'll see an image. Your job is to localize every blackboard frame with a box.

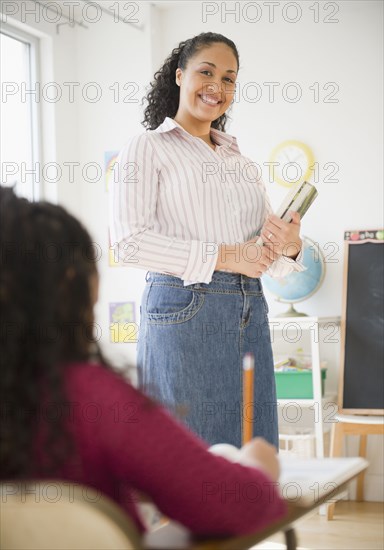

[338,230,384,415]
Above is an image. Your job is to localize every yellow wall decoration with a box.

[269,140,315,188]
[109,302,138,343]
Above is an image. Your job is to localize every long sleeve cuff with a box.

[266,246,306,279]
[183,241,218,286]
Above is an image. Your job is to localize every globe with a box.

[262,236,325,316]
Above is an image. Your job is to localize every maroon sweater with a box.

[33,362,286,536]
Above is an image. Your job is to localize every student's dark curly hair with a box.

[0,186,110,478]
[142,32,240,131]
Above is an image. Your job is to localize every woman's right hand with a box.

[216,240,280,278]
[237,438,280,482]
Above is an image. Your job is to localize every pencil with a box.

[242,353,254,445]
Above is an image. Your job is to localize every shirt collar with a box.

[154,117,241,154]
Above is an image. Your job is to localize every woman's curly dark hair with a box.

[0,186,110,478]
[142,32,240,132]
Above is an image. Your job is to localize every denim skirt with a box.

[137,271,278,449]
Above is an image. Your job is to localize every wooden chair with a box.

[0,480,296,550]
[0,480,299,550]
[1,463,367,550]
[0,481,143,550]
[327,414,384,520]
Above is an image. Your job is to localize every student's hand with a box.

[215,240,280,278]
[261,212,302,259]
[237,438,280,482]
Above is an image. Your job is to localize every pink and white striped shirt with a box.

[109,117,304,285]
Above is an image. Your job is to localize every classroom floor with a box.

[253,501,384,550]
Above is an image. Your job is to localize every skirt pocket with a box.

[146,283,205,324]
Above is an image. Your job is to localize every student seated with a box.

[0,186,286,536]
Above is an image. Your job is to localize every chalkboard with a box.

[339,230,384,414]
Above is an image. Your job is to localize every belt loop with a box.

[145,271,151,282]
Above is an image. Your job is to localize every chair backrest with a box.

[0,480,143,550]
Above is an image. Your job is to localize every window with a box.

[0,25,41,200]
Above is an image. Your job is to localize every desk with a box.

[144,457,368,550]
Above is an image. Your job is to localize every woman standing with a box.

[110,32,303,448]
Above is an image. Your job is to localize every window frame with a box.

[1,22,42,200]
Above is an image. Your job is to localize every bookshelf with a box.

[269,316,341,458]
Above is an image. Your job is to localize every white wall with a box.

[73,6,152,370]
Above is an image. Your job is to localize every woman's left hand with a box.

[261,211,302,259]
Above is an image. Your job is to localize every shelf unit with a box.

[269,316,341,458]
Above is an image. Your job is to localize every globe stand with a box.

[276,302,308,318]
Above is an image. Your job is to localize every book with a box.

[256,180,318,245]
[208,444,368,506]
[276,180,318,223]
[278,456,368,505]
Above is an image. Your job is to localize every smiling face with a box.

[175,42,238,127]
